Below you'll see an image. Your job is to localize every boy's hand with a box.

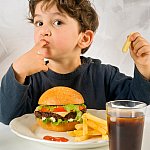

[129,32,150,80]
[13,41,49,84]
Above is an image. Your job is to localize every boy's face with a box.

[33,2,82,60]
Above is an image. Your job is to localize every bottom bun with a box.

[36,118,78,132]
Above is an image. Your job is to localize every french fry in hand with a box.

[122,32,134,53]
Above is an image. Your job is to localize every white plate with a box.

[9,109,108,149]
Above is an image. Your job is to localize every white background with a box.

[1,0,150,81]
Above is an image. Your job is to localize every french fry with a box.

[96,122,108,131]
[70,129,102,137]
[67,112,109,142]
[122,32,134,53]
[87,120,97,130]
[75,123,83,130]
[68,130,84,137]
[74,135,90,142]
[67,131,76,137]
[87,120,107,135]
[102,134,109,140]
[82,114,88,136]
[88,130,102,136]
[84,113,107,126]
[74,130,84,136]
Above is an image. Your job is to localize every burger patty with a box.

[34,109,86,121]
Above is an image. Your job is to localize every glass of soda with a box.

[106,100,147,150]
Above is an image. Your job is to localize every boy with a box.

[0,0,150,125]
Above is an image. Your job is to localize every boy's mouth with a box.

[43,43,49,49]
[40,39,49,45]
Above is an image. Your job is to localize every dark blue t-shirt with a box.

[0,57,150,124]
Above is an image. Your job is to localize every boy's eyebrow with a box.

[34,12,67,19]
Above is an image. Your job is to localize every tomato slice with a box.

[40,105,85,112]
[79,105,85,110]
[53,106,67,112]
[40,107,49,112]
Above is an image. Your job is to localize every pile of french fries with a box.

[67,113,108,142]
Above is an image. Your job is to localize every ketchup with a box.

[43,135,69,142]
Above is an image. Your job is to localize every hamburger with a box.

[34,86,86,132]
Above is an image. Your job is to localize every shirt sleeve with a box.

[0,65,31,125]
[132,67,150,103]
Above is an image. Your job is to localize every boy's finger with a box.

[136,46,150,56]
[133,40,148,53]
[130,32,141,41]
[131,37,145,48]
[32,41,47,52]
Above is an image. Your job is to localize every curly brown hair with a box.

[28,0,99,54]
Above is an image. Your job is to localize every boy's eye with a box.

[34,21,43,27]
[53,20,63,26]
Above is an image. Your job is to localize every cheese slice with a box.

[55,112,69,117]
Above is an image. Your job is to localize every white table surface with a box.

[0,105,150,150]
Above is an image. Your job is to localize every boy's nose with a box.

[40,28,52,37]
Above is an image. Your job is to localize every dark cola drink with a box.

[107,112,144,150]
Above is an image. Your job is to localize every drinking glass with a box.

[106,100,147,150]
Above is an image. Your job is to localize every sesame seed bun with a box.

[38,86,84,105]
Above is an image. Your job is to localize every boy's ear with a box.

[78,30,94,49]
